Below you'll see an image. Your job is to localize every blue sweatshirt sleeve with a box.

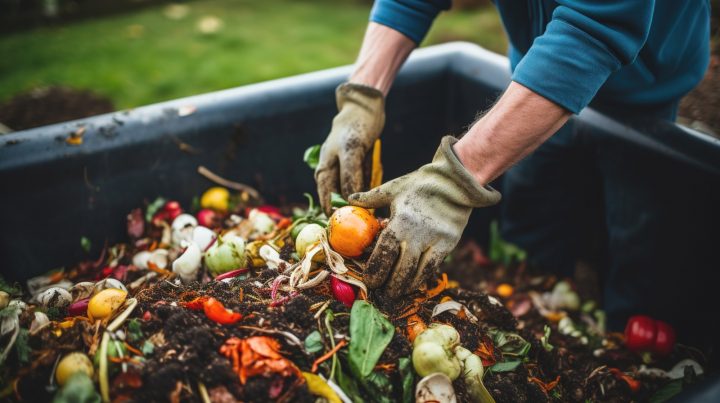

[369,0,451,44]
[512,1,655,113]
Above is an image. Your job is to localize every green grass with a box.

[0,0,505,109]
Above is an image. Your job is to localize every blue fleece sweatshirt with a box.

[370,0,710,117]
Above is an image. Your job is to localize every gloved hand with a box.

[315,83,385,214]
[349,136,501,298]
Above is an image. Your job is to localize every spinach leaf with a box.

[330,192,349,208]
[348,300,394,378]
[360,371,394,403]
[488,360,522,373]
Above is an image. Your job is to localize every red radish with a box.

[331,276,356,307]
[67,298,90,317]
[197,209,217,227]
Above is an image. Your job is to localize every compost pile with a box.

[0,186,708,403]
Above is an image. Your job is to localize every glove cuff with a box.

[433,136,502,207]
[335,82,385,113]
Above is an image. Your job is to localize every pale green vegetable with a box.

[455,346,495,403]
[295,223,326,258]
[205,232,247,275]
[412,324,462,380]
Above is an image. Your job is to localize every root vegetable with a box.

[330,276,355,307]
[56,352,94,387]
[205,232,247,275]
[197,208,218,227]
[455,346,495,403]
[328,206,379,257]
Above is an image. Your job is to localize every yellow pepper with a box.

[200,187,230,211]
[302,372,341,403]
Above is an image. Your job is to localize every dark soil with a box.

[0,86,114,131]
[679,53,720,136]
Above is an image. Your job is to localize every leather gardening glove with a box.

[315,83,385,214]
[349,136,501,298]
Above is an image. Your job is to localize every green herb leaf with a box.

[348,300,394,378]
[304,144,321,170]
[305,330,324,354]
[52,372,101,403]
[80,237,92,253]
[127,319,144,343]
[398,357,414,403]
[489,360,522,373]
[649,379,683,403]
[330,192,348,208]
[145,197,166,222]
[541,325,554,352]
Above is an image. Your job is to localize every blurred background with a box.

[0,0,717,134]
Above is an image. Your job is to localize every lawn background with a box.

[0,0,506,109]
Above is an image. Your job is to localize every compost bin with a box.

[1,42,719,401]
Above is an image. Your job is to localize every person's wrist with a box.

[452,138,491,186]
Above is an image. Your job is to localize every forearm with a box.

[350,22,416,96]
[453,81,572,185]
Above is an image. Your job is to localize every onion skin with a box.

[214,268,249,281]
[67,298,90,317]
[330,276,356,307]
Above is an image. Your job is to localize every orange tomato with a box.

[328,206,380,257]
[496,283,514,298]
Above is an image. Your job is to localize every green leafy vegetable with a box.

[541,325,554,352]
[126,319,144,343]
[488,360,522,373]
[360,371,394,403]
[489,328,531,358]
[304,144,321,169]
[348,300,395,378]
[489,221,526,265]
[0,276,21,296]
[649,379,683,403]
[145,197,166,222]
[15,329,30,365]
[53,372,101,403]
[304,330,324,353]
[80,237,92,253]
[336,359,365,403]
[398,357,414,403]
[330,192,349,208]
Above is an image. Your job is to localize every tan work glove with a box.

[349,136,501,298]
[315,83,385,214]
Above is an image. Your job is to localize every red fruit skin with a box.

[331,276,356,307]
[164,201,183,221]
[654,320,676,356]
[197,209,217,227]
[625,315,657,352]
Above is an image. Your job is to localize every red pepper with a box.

[203,297,243,325]
[609,368,641,392]
[624,315,676,356]
[181,296,209,310]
